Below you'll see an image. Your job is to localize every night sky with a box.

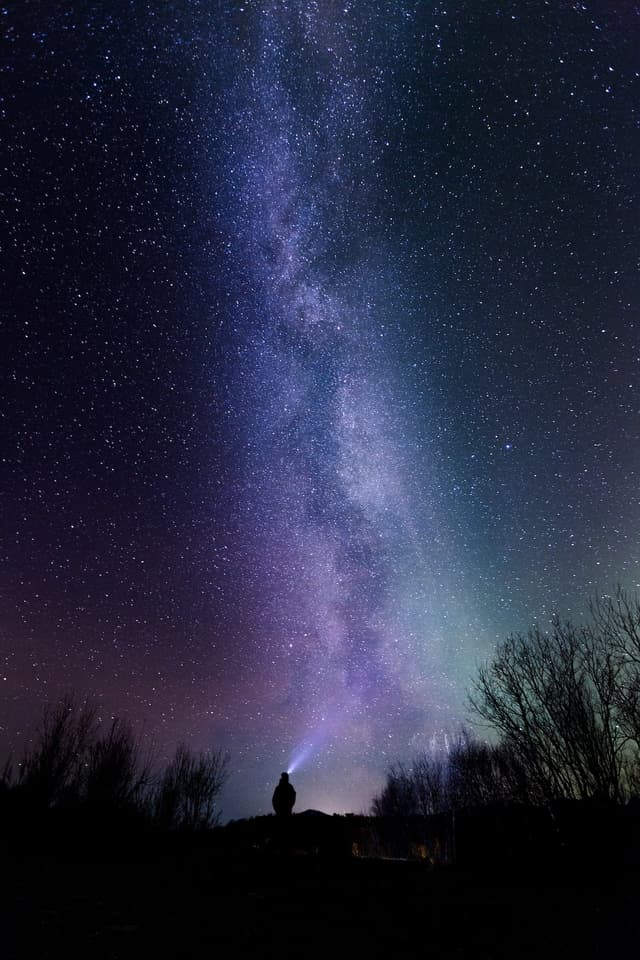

[3,1,639,821]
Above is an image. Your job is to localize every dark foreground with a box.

[4,806,640,959]
[3,843,638,959]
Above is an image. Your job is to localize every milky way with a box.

[3,2,639,819]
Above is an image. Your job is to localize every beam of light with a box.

[287,729,328,775]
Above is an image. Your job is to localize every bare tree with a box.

[371,762,417,817]
[154,744,230,830]
[374,592,640,816]
[590,589,640,754]
[371,735,521,817]
[18,695,98,808]
[469,616,636,804]
[84,718,153,813]
[412,751,449,815]
[448,733,499,808]
[9,696,232,829]
[490,739,535,805]
[445,731,532,808]
[1,753,14,790]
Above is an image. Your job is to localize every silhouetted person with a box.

[272,772,296,816]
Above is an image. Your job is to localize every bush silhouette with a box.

[153,743,230,830]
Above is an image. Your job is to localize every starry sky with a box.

[2,1,639,821]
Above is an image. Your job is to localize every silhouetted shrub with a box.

[372,733,520,819]
[84,717,153,814]
[18,695,98,809]
[3,695,231,836]
[153,743,230,830]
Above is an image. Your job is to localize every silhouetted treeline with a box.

[371,732,527,816]
[374,589,640,815]
[0,695,229,835]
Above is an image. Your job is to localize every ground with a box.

[3,841,637,959]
